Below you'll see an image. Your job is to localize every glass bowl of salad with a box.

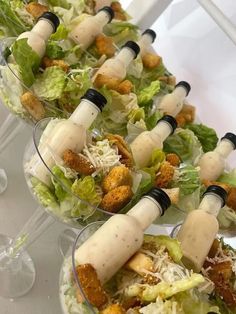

[60,220,236,314]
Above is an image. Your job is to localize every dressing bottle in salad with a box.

[75,187,170,283]
[93,40,140,81]
[17,12,60,58]
[94,0,113,12]
[69,6,114,50]
[199,132,236,181]
[138,29,157,56]
[177,185,227,272]
[158,81,191,117]
[28,89,107,185]
[130,115,177,168]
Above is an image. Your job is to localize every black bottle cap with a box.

[203,185,228,207]
[175,81,191,96]
[122,41,140,59]
[157,115,177,135]
[142,29,157,43]
[38,12,60,33]
[145,188,171,216]
[98,6,114,23]
[81,89,107,112]
[221,132,236,150]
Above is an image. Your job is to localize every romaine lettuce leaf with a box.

[185,123,218,153]
[51,165,73,202]
[140,297,184,314]
[50,24,69,40]
[144,234,182,263]
[163,128,203,165]
[145,110,163,131]
[12,38,41,87]
[137,80,160,107]
[33,66,66,100]
[46,41,66,59]
[218,168,236,187]
[104,21,139,46]
[171,165,200,196]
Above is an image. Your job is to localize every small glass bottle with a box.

[138,29,157,56]
[17,12,60,58]
[69,6,114,50]
[28,89,107,185]
[130,115,177,168]
[93,40,140,81]
[177,185,227,272]
[158,81,191,116]
[75,187,171,283]
[199,132,236,181]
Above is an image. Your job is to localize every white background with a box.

[0,1,236,313]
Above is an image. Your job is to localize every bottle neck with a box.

[138,33,153,53]
[69,99,100,129]
[172,86,187,100]
[32,19,54,42]
[150,120,173,140]
[94,10,110,26]
[214,139,234,158]
[116,47,135,68]
[198,193,223,216]
[127,196,162,231]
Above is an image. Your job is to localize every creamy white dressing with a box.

[17,19,54,58]
[69,10,110,49]
[158,86,187,117]
[199,139,234,181]
[74,196,162,283]
[93,47,136,81]
[130,120,172,168]
[177,193,221,272]
[138,33,153,56]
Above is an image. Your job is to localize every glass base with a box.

[0,169,7,194]
[0,234,35,298]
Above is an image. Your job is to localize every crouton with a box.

[168,76,176,86]
[142,53,161,69]
[102,166,132,193]
[93,74,121,90]
[155,161,175,188]
[166,153,181,167]
[63,149,95,175]
[175,103,196,127]
[162,188,180,205]
[101,304,126,314]
[111,2,127,21]
[207,238,220,258]
[126,252,154,276]
[20,91,45,121]
[202,179,231,193]
[26,3,48,19]
[116,80,133,95]
[42,57,69,73]
[100,185,133,212]
[75,264,108,309]
[208,261,232,282]
[227,187,236,211]
[95,34,116,58]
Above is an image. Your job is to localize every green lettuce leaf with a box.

[145,110,163,131]
[33,66,66,100]
[125,274,205,301]
[104,21,139,46]
[163,128,203,165]
[171,165,200,196]
[185,123,218,153]
[137,80,160,106]
[144,235,182,263]
[51,165,73,202]
[46,41,66,59]
[218,168,236,187]
[47,0,70,9]
[50,24,69,40]
[140,297,184,314]
[12,38,41,87]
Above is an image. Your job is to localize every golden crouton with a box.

[175,103,196,127]
[93,74,121,90]
[75,264,108,309]
[106,134,134,168]
[166,153,181,167]
[168,76,176,86]
[202,179,230,193]
[208,261,233,282]
[158,76,168,83]
[100,185,133,213]
[111,2,127,21]
[26,2,48,19]
[101,304,126,314]
[142,53,161,69]
[116,80,133,95]
[63,149,95,175]
[227,187,236,211]
[102,166,132,193]
[95,34,116,58]
[126,252,154,276]
[20,91,45,121]
[207,238,220,258]
[155,161,175,188]
[42,57,69,73]
[162,188,180,205]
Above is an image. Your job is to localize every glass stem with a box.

[5,206,55,258]
[0,114,25,154]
